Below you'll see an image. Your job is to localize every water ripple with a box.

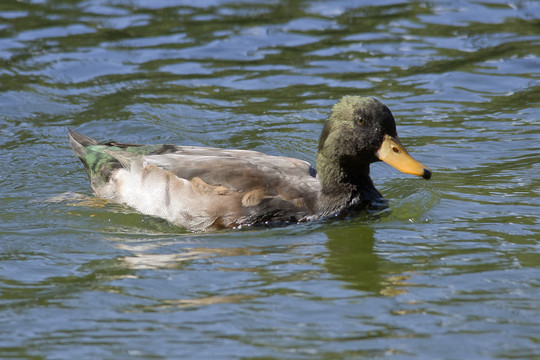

[1,0,539,359]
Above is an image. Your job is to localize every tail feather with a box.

[68,129,120,188]
[68,129,167,190]
[68,129,98,159]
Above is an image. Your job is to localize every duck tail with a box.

[68,128,98,159]
[68,128,118,188]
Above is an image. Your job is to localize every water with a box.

[1,0,539,359]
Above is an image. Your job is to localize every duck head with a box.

[316,96,431,196]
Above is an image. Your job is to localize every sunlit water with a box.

[1,0,539,359]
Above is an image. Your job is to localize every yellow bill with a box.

[376,135,432,180]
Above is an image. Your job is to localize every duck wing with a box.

[142,146,317,193]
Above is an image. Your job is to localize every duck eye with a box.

[356,116,365,125]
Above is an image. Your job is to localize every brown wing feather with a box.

[140,148,321,224]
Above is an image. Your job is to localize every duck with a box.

[68,96,431,232]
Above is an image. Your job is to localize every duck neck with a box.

[315,153,383,216]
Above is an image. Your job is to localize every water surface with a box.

[1,0,539,359]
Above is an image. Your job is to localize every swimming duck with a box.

[69,96,431,232]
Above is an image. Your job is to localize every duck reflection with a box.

[323,222,411,296]
[115,240,257,270]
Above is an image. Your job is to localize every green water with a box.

[1,0,539,359]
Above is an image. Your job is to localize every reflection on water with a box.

[116,242,258,270]
[325,223,415,297]
[1,0,539,359]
